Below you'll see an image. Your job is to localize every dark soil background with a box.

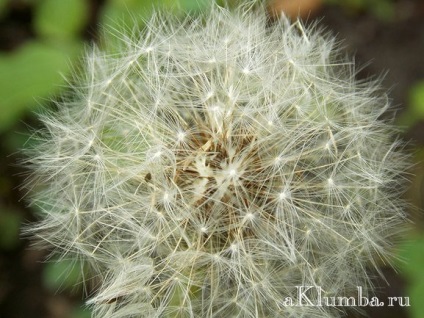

[1,0,423,317]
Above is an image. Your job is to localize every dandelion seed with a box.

[177,131,185,142]
[242,67,250,74]
[279,190,291,200]
[229,243,239,254]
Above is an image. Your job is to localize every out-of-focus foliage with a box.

[34,0,89,39]
[43,258,86,292]
[71,307,92,318]
[0,41,78,130]
[396,75,424,318]
[0,0,8,16]
[398,234,424,318]
[0,0,87,133]
[99,0,211,48]
[409,82,424,118]
[398,81,424,128]
[325,0,395,21]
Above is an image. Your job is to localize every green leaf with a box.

[397,235,424,280]
[397,235,424,317]
[0,41,79,131]
[409,279,424,318]
[34,0,89,39]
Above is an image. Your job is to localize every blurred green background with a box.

[0,0,423,317]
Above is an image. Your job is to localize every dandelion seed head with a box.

[23,3,409,318]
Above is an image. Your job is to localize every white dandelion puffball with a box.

[24,4,408,318]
